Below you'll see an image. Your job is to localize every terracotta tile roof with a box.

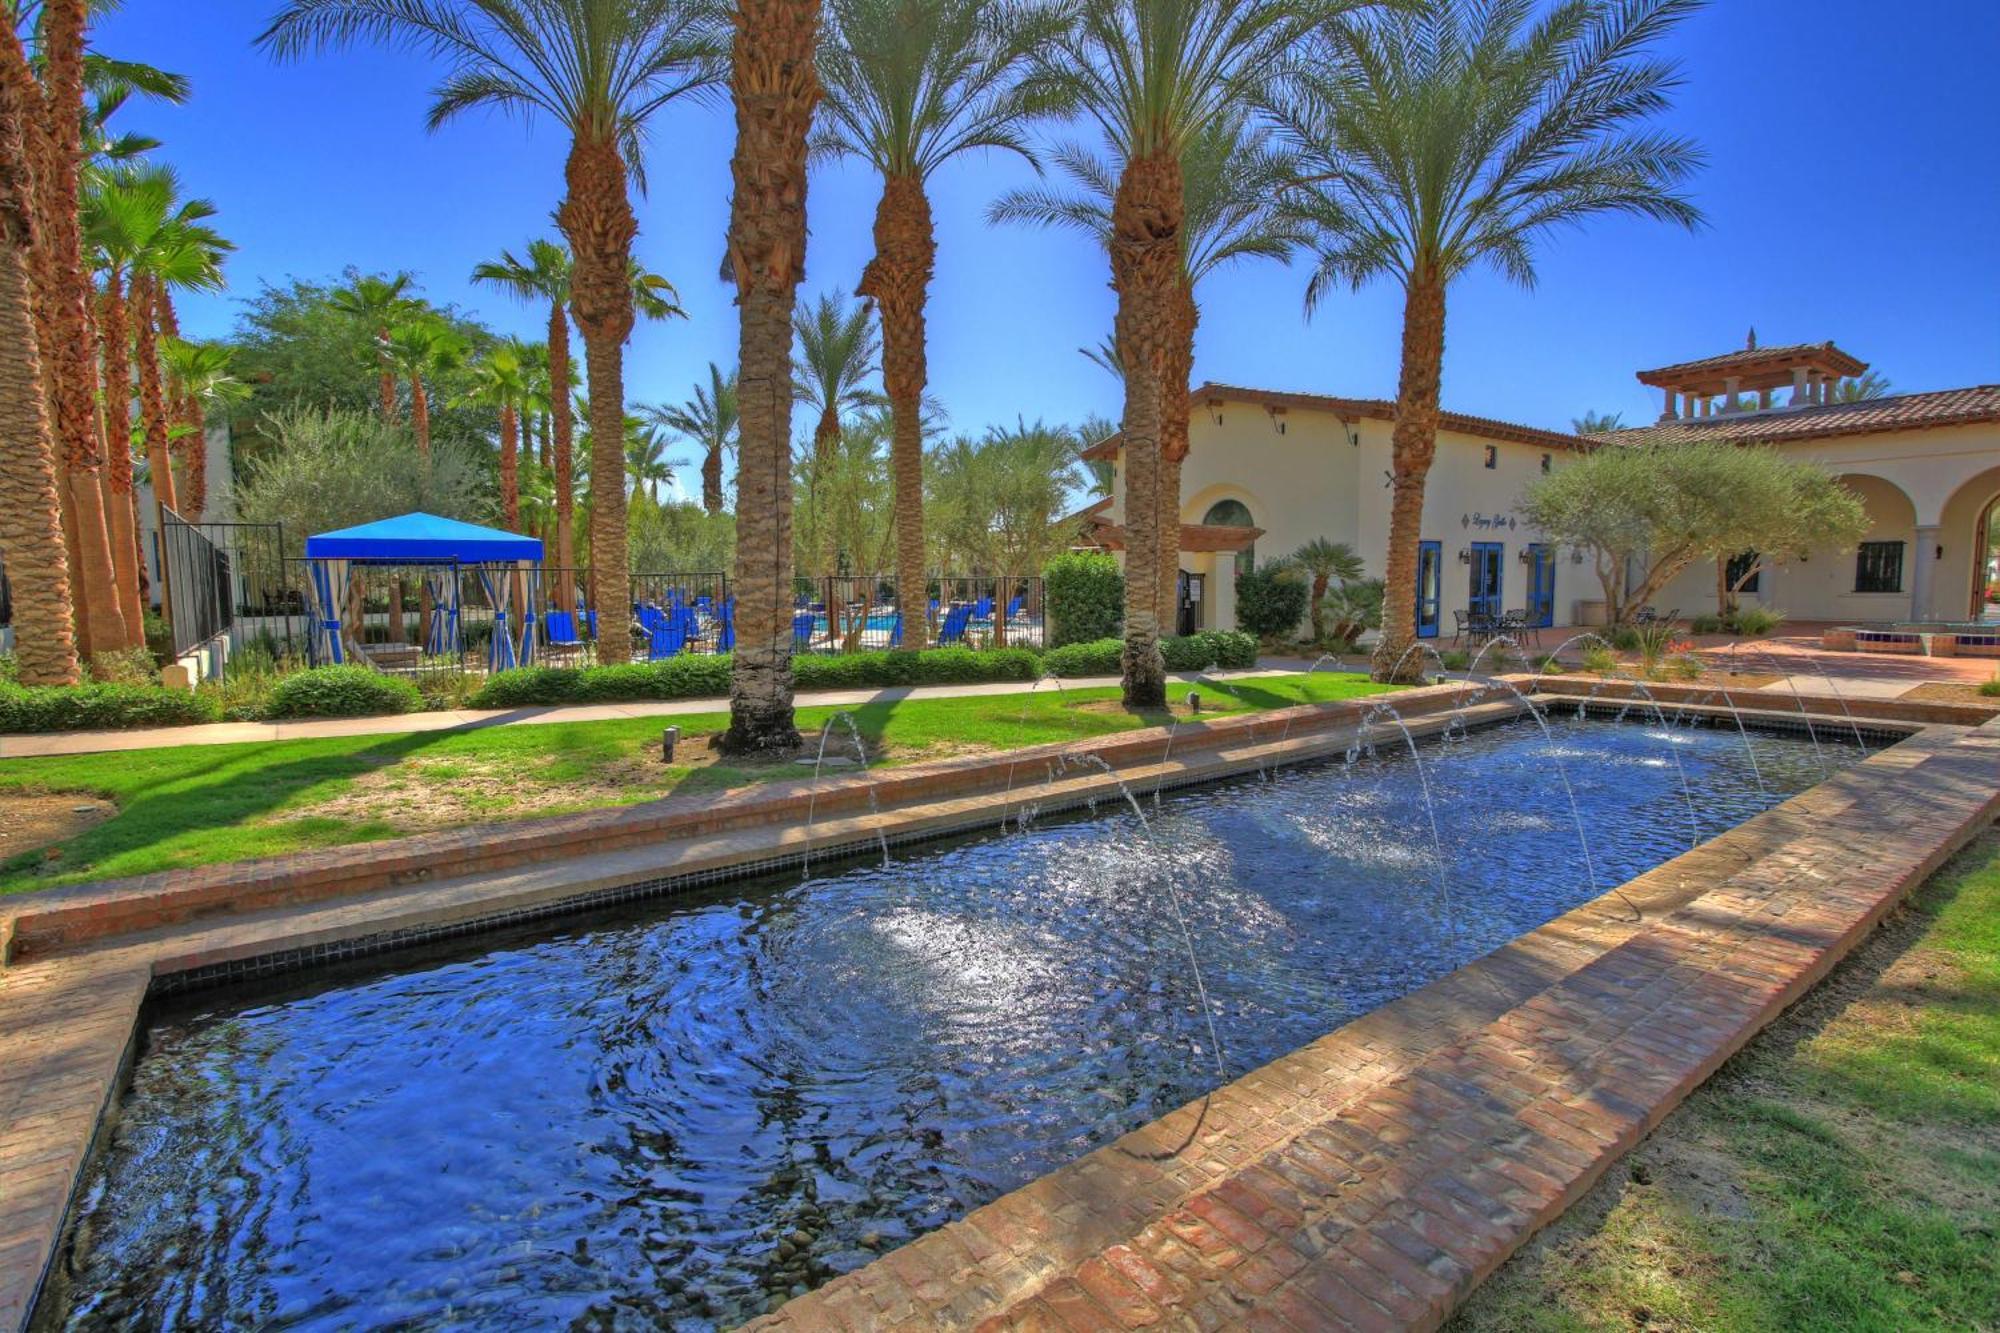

[1079,512,1262,553]
[1079,382,1591,461]
[1636,341,1866,386]
[1607,385,2000,447]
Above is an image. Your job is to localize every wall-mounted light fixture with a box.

[1206,397,1225,425]
[1267,404,1287,435]
[1517,546,1535,564]
[1338,416,1360,447]
[1457,548,1471,565]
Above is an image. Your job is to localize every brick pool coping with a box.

[1,684,1991,1330]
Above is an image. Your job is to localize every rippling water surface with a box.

[61,718,1853,1329]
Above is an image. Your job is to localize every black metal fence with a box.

[158,506,234,658]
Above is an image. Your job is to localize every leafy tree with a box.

[225,272,500,465]
[926,418,1087,577]
[1027,0,1317,706]
[261,0,726,666]
[817,0,1059,647]
[231,406,487,540]
[1289,537,1363,644]
[1276,0,1703,681]
[1518,441,1868,623]
[628,494,734,573]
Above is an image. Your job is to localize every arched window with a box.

[1203,499,1256,576]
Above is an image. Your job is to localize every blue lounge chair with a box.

[545,610,582,646]
[937,604,973,646]
[973,595,993,618]
[792,612,818,650]
[648,623,687,660]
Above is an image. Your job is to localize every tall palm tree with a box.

[994,110,1303,629]
[328,271,416,419]
[0,18,79,684]
[459,341,531,524]
[791,289,882,577]
[640,362,737,515]
[30,0,130,654]
[1835,370,1892,403]
[158,336,250,518]
[125,174,228,522]
[1029,0,1314,706]
[261,0,726,666]
[383,317,466,456]
[721,0,821,754]
[1276,0,1703,681]
[1572,409,1626,435]
[815,0,1058,645]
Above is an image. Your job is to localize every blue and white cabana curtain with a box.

[477,560,540,671]
[423,567,461,657]
[306,557,351,665]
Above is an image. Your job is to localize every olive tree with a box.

[1519,442,1867,624]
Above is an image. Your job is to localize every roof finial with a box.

[1746,326,1757,351]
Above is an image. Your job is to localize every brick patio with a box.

[2,687,1994,1331]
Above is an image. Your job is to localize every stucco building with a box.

[1080,342,2000,638]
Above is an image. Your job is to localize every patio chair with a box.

[1451,609,1470,646]
[792,612,818,651]
[937,604,974,646]
[647,623,686,660]
[1500,608,1540,650]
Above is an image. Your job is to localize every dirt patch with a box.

[1904,681,2000,709]
[0,792,116,858]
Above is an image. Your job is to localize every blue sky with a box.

[99,0,2000,484]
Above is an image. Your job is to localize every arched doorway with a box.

[1937,465,2000,621]
[1202,499,1256,577]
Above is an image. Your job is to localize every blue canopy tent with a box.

[302,513,544,671]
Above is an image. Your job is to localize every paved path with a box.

[0,670,1298,760]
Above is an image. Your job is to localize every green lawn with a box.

[0,672,1393,893]
[1451,832,2000,1332]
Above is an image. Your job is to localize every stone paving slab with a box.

[746,719,2000,1332]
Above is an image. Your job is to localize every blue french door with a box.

[1469,542,1504,618]
[1416,541,1442,638]
[1526,543,1556,627]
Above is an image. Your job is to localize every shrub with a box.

[1235,564,1310,639]
[0,651,16,685]
[89,647,158,686]
[794,647,1040,690]
[1581,644,1618,673]
[1319,577,1384,646]
[1204,630,1258,669]
[265,665,422,719]
[1160,634,1216,672]
[1042,637,1123,677]
[1439,648,1472,672]
[469,647,1041,709]
[1043,553,1123,648]
[416,672,480,711]
[1688,613,1725,634]
[1731,606,1785,636]
[1982,674,2000,699]
[0,681,220,733]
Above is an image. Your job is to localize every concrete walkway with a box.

[0,669,1300,760]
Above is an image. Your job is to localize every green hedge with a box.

[1235,565,1311,639]
[264,666,423,719]
[470,647,1042,709]
[1042,632,1256,678]
[0,681,221,733]
[1044,552,1123,648]
[793,647,1041,690]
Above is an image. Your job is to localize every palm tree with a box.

[1029,0,1315,706]
[792,290,883,577]
[1835,370,1892,402]
[720,0,821,754]
[1277,0,1703,682]
[640,362,737,515]
[815,0,1058,646]
[158,337,251,518]
[328,271,416,419]
[1290,537,1363,644]
[260,0,726,667]
[1572,409,1626,435]
[0,19,80,683]
[29,0,130,655]
[129,179,229,522]
[994,110,1303,630]
[624,428,675,502]
[383,317,466,456]
[459,342,532,524]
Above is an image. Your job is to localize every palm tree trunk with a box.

[37,0,129,656]
[0,54,80,685]
[1371,265,1447,684]
[860,173,934,650]
[548,302,576,611]
[410,372,431,455]
[702,443,724,515]
[377,336,395,422]
[811,409,840,578]
[158,290,206,517]
[500,404,520,528]
[721,0,819,754]
[97,271,145,637]
[1157,274,1196,637]
[1110,150,1181,708]
[134,273,177,533]
[559,133,637,662]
